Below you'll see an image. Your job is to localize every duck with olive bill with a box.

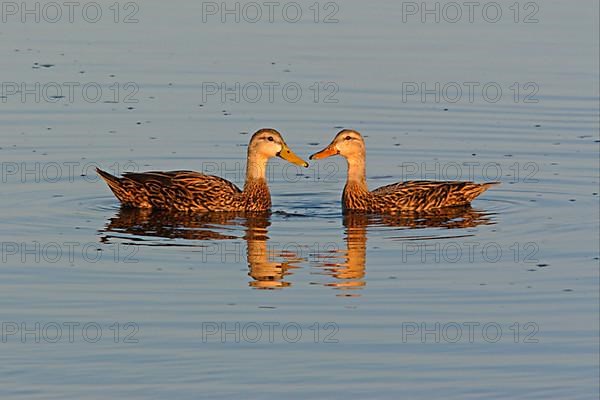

[97,128,308,212]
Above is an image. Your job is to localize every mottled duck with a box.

[309,129,498,213]
[97,128,308,212]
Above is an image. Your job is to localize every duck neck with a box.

[244,152,269,190]
[345,155,368,192]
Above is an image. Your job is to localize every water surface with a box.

[0,1,598,399]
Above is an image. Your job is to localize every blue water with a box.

[0,1,598,398]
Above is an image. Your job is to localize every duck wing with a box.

[372,180,498,211]
[98,169,242,211]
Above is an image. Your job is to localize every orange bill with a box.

[309,145,338,160]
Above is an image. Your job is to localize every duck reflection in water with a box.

[313,206,496,295]
[100,207,301,289]
[101,206,494,292]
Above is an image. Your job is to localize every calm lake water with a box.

[1,0,599,398]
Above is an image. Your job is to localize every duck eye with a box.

[345,136,352,141]
[267,136,274,142]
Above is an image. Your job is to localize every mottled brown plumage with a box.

[310,129,499,213]
[97,128,308,212]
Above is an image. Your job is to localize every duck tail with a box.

[96,167,121,187]
[463,181,500,202]
[96,168,128,203]
[481,181,501,189]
